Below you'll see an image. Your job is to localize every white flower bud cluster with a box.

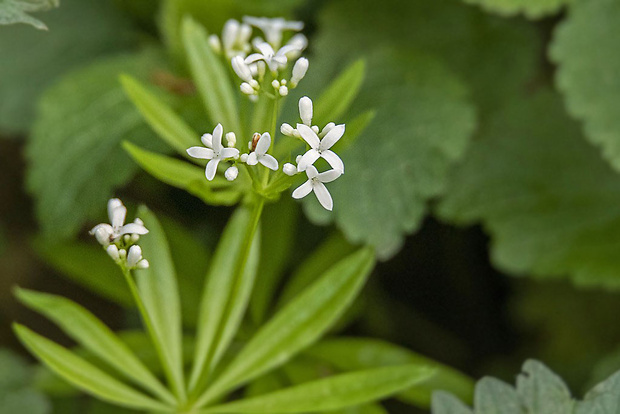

[90,199,150,270]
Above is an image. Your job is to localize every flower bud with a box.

[271,79,280,89]
[290,57,309,88]
[225,166,239,181]
[240,153,249,163]
[222,19,240,51]
[240,82,255,95]
[283,163,297,176]
[231,56,253,83]
[106,245,120,262]
[201,133,213,148]
[226,132,237,147]
[281,123,295,136]
[279,85,289,96]
[127,245,143,268]
[299,96,313,126]
[208,35,222,54]
[136,260,150,269]
[311,125,320,134]
[93,226,112,246]
[321,122,336,137]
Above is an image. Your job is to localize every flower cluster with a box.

[90,199,150,270]
[189,17,345,211]
[209,16,308,100]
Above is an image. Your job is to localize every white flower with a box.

[245,41,299,73]
[225,165,239,181]
[246,133,278,171]
[296,123,345,173]
[292,166,341,211]
[90,199,149,246]
[290,57,309,88]
[222,19,252,58]
[127,245,149,270]
[243,16,303,49]
[187,124,240,181]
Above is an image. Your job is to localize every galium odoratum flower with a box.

[296,123,345,173]
[90,198,148,247]
[292,166,342,211]
[245,41,300,73]
[246,133,279,171]
[209,19,252,59]
[187,124,240,181]
[243,16,303,50]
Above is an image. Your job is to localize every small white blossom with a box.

[221,19,252,58]
[225,165,239,181]
[283,163,297,176]
[187,124,240,181]
[127,245,149,270]
[297,123,345,173]
[245,41,299,73]
[292,166,341,211]
[290,57,309,88]
[243,16,303,49]
[90,199,149,247]
[246,133,278,171]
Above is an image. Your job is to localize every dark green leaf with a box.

[461,0,569,18]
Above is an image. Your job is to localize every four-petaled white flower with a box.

[296,123,345,173]
[90,199,148,247]
[245,42,299,73]
[246,133,278,171]
[187,124,240,181]
[292,166,341,211]
[243,16,303,49]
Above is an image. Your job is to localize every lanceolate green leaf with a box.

[135,207,185,401]
[461,0,569,19]
[120,75,199,156]
[13,325,171,412]
[201,365,434,413]
[14,288,175,405]
[181,17,240,134]
[306,338,474,408]
[189,204,262,394]
[196,247,375,407]
[123,142,241,206]
[314,59,366,127]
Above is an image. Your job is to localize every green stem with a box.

[121,267,185,405]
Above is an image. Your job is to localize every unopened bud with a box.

[106,245,120,262]
[311,125,320,134]
[136,260,150,269]
[279,85,289,96]
[281,123,295,136]
[240,82,255,95]
[208,35,222,54]
[299,96,313,126]
[201,133,213,148]
[240,153,249,163]
[226,132,237,147]
[232,56,253,83]
[271,79,280,89]
[290,57,309,88]
[283,163,297,176]
[225,166,239,181]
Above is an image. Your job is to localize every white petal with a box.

[277,45,298,57]
[187,147,215,159]
[321,150,345,173]
[256,42,275,57]
[246,152,258,166]
[222,19,240,51]
[273,55,288,66]
[206,159,220,181]
[292,180,313,199]
[118,223,149,236]
[90,223,113,236]
[259,154,279,171]
[298,97,313,126]
[296,124,320,149]
[256,133,271,155]
[212,124,223,152]
[305,165,319,179]
[110,205,127,229]
[313,181,333,211]
[320,124,345,150]
[245,53,264,64]
[297,149,320,172]
[127,245,142,268]
[231,56,253,82]
[220,148,240,159]
[317,169,342,183]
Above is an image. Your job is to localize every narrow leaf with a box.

[13,324,170,412]
[314,59,366,126]
[201,365,433,413]
[196,247,375,407]
[189,204,263,393]
[181,17,240,134]
[135,206,185,401]
[14,288,175,405]
[123,142,240,206]
[120,74,199,156]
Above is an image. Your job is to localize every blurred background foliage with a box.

[2,0,620,412]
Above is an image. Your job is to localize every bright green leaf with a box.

[123,142,241,206]
[14,288,175,405]
[462,0,570,18]
[196,247,375,407]
[550,0,620,172]
[0,0,135,133]
[13,324,170,412]
[135,206,185,400]
[189,204,262,394]
[437,90,620,288]
[201,365,434,413]
[25,49,169,240]
[121,74,200,156]
[181,17,240,134]
[0,0,58,30]
[306,337,474,408]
